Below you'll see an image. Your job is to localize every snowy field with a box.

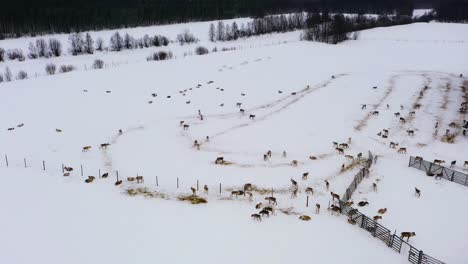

[1,17,468,264]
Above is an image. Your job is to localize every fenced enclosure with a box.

[408,156,468,186]
[338,152,445,264]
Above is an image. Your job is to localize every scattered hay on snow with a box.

[177,194,208,204]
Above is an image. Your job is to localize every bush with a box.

[195,46,209,55]
[45,63,57,75]
[4,67,12,81]
[147,51,173,61]
[176,30,199,45]
[0,48,4,62]
[16,70,28,80]
[110,32,124,51]
[59,64,75,73]
[0,74,3,82]
[95,37,104,51]
[49,38,62,57]
[7,49,25,61]
[152,35,170,47]
[93,59,104,69]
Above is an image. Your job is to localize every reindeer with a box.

[400,232,416,242]
[251,214,262,221]
[267,150,272,158]
[309,156,317,160]
[236,103,242,107]
[183,124,190,130]
[135,176,144,183]
[299,215,311,221]
[288,185,296,198]
[291,160,298,166]
[372,111,379,116]
[259,209,270,217]
[325,180,330,190]
[433,159,445,165]
[343,201,353,206]
[231,190,244,198]
[100,143,110,149]
[302,172,309,180]
[265,196,277,205]
[255,203,263,209]
[191,187,196,195]
[339,143,349,149]
[290,179,298,187]
[336,148,344,155]
[244,183,253,192]
[435,172,443,180]
[407,130,414,136]
[241,93,246,96]
[414,156,423,162]
[203,185,209,194]
[398,147,407,154]
[282,151,287,158]
[410,111,416,116]
[215,157,224,164]
[465,161,468,167]
[64,166,74,172]
[357,152,363,159]
[127,177,136,182]
[17,123,24,127]
[56,128,63,132]
[348,218,357,225]
[315,204,320,214]
[389,142,398,148]
[305,187,314,195]
[400,117,406,123]
[394,112,400,117]
[263,206,275,215]
[328,204,341,215]
[378,208,387,214]
[246,192,254,201]
[85,176,95,183]
[115,179,123,186]
[372,183,377,192]
[118,129,123,135]
[415,187,421,197]
[82,146,92,152]
[263,154,268,161]
[373,215,382,221]
[63,173,70,177]
[102,172,109,178]
[331,192,340,201]
[361,104,367,110]
[249,114,256,120]
[333,141,339,147]
[179,121,185,126]
[240,109,245,114]
[357,201,369,207]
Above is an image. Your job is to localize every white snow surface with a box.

[1,17,468,264]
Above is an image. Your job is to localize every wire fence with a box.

[338,152,445,264]
[408,156,468,186]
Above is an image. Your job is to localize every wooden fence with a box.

[338,152,445,264]
[408,156,468,186]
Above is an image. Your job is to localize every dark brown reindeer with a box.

[136,176,144,183]
[398,147,407,154]
[325,180,330,190]
[361,104,367,110]
[407,130,414,136]
[336,148,344,155]
[372,111,379,116]
[331,192,340,201]
[415,187,421,197]
[400,232,416,242]
[291,160,298,166]
[400,117,406,123]
[315,203,320,214]
[191,187,196,195]
[372,183,377,192]
[259,209,270,217]
[433,159,445,165]
[389,142,398,148]
[305,187,314,195]
[183,124,190,130]
[215,157,224,164]
[251,214,262,221]
[357,201,369,207]
[302,172,309,180]
[394,112,400,117]
[249,114,256,120]
[265,196,277,205]
[378,208,387,214]
[204,185,209,194]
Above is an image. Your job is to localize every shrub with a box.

[7,49,25,61]
[49,38,62,57]
[147,51,173,61]
[16,71,28,80]
[69,32,84,55]
[45,63,57,75]
[0,48,4,62]
[93,59,104,69]
[176,29,199,45]
[195,46,209,55]
[4,67,12,81]
[59,64,75,73]
[95,37,104,51]
[110,32,124,51]
[152,35,170,47]
[0,74,3,82]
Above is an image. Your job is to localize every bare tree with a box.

[28,42,39,59]
[177,29,198,45]
[217,21,225,41]
[110,32,124,51]
[95,37,104,51]
[209,23,216,42]
[124,33,134,49]
[69,32,84,55]
[49,38,62,57]
[83,33,94,54]
[35,38,48,57]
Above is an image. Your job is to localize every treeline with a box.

[301,12,434,44]
[0,0,422,38]
[209,13,306,41]
[435,0,468,22]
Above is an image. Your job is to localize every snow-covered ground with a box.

[1,16,467,264]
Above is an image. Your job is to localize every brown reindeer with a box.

[63,172,70,177]
[267,150,272,158]
[265,196,277,205]
[291,160,298,166]
[394,112,400,117]
[348,218,357,225]
[398,147,407,154]
[305,187,314,195]
[259,209,270,217]
[450,160,456,168]
[240,109,245,114]
[100,143,110,149]
[204,185,209,194]
[251,214,262,221]
[127,177,136,182]
[378,208,387,214]
[331,192,340,201]
[255,203,263,209]
[358,201,369,207]
[315,203,320,214]
[179,121,185,126]
[263,206,275,215]
[343,201,354,206]
[309,156,317,160]
[102,172,109,178]
[302,172,309,180]
[464,161,468,167]
[407,130,414,136]
[415,156,423,162]
[433,159,445,165]
[339,143,349,149]
[263,154,268,161]
[231,190,244,198]
[236,102,242,107]
[329,204,341,215]
[389,142,398,148]
[400,117,406,123]
[82,146,92,152]
[64,166,74,172]
[249,114,256,120]
[136,176,144,183]
[373,215,382,221]
[372,183,377,192]
[115,179,123,186]
[400,232,416,242]
[244,183,253,192]
[183,124,190,130]
[361,104,367,110]
[85,176,95,183]
[372,111,379,116]
[336,148,344,155]
[56,128,63,132]
[325,180,330,190]
[215,157,224,164]
[191,187,196,195]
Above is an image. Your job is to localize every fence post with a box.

[116,171,119,181]
[5,154,8,167]
[24,158,27,168]
[428,163,432,174]
[62,164,64,173]
[306,196,309,207]
[156,176,159,187]
[99,169,101,178]
[197,180,199,191]
[219,183,221,194]
[80,165,83,176]
[360,214,366,229]
[43,160,46,170]
[418,250,424,264]
[177,177,179,189]
[408,156,412,167]
[272,188,274,197]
